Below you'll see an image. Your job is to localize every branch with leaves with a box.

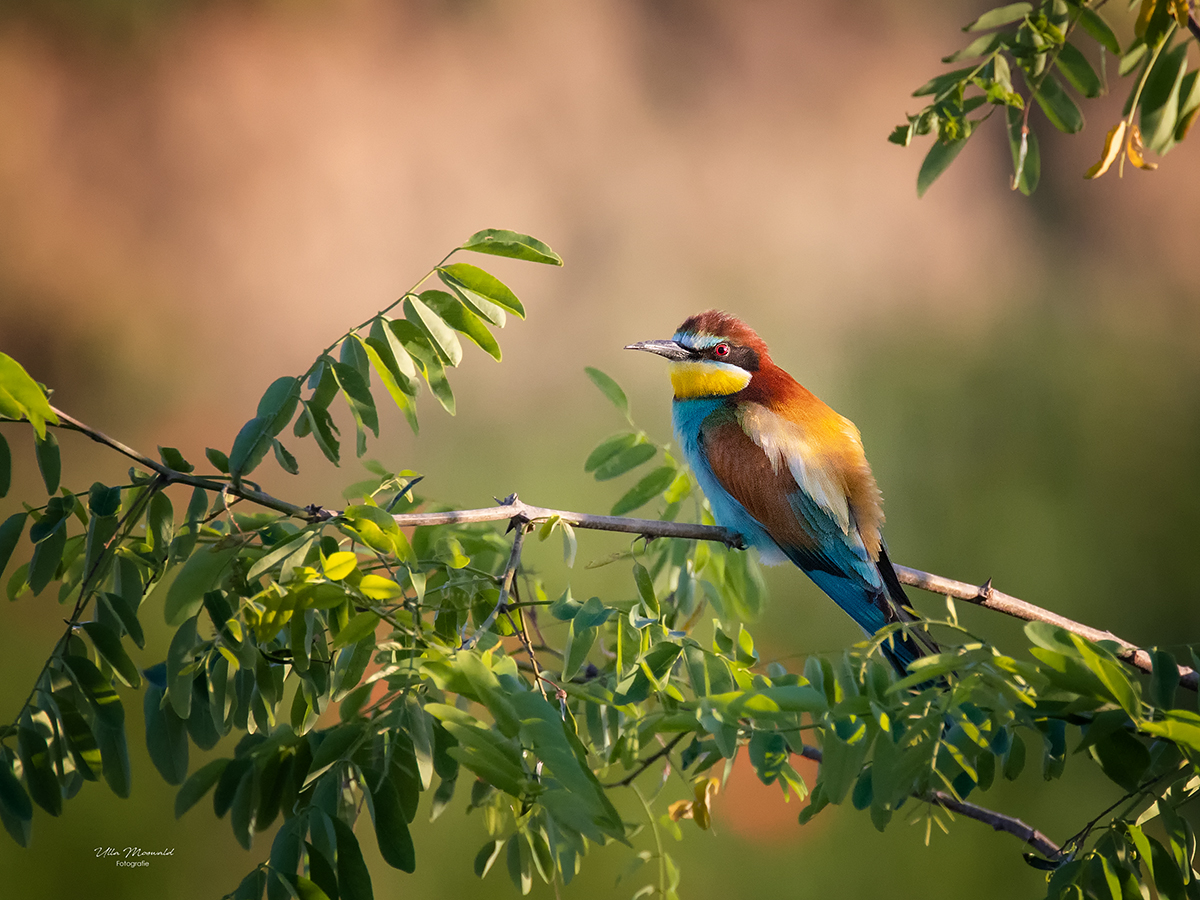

[2,235,1200,900]
[894,0,1200,195]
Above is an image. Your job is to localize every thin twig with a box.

[604,733,688,788]
[464,525,527,649]
[391,493,745,547]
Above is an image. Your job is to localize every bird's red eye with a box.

[713,343,731,358]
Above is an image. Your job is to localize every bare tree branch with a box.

[390,495,1196,692]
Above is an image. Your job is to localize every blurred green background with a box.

[1,0,1198,897]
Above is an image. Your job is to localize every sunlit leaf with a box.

[964,2,1031,31]
[460,228,562,266]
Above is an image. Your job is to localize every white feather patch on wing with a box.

[737,404,852,535]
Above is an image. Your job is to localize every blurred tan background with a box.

[1,0,1199,897]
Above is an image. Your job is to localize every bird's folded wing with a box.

[701,415,877,587]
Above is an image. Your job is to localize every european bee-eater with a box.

[626,310,933,673]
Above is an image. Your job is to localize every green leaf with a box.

[229,377,301,483]
[62,654,124,727]
[0,513,27,580]
[161,544,240,626]
[81,621,141,688]
[0,753,32,823]
[370,775,416,872]
[248,529,317,582]
[356,333,418,432]
[404,295,463,367]
[273,440,300,475]
[1092,728,1150,792]
[917,137,969,197]
[420,290,501,361]
[460,228,562,266]
[175,757,230,817]
[144,685,189,784]
[1141,42,1189,154]
[0,433,9,497]
[332,611,380,649]
[819,726,872,804]
[167,615,199,720]
[158,446,195,473]
[943,31,1006,63]
[507,834,532,896]
[147,490,174,561]
[205,447,230,473]
[1034,74,1085,133]
[585,433,638,473]
[964,2,1031,31]
[633,561,662,619]
[474,839,504,879]
[610,466,675,516]
[18,727,61,816]
[34,432,60,495]
[28,525,65,595]
[438,263,525,320]
[1077,5,1119,55]
[585,367,630,417]
[562,618,597,681]
[913,66,976,99]
[297,400,341,465]
[388,321,456,415]
[358,574,403,600]
[310,721,366,775]
[1151,649,1180,709]
[99,593,144,649]
[94,719,131,798]
[54,693,100,780]
[1006,106,1041,195]
[331,814,375,900]
[305,842,339,900]
[232,868,267,900]
[229,763,257,850]
[267,817,304,900]
[343,504,412,561]
[0,353,59,439]
[592,442,655,481]
[509,691,625,840]
[1055,42,1102,98]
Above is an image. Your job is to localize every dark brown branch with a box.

[928,790,1063,861]
[50,407,315,521]
[795,742,1062,861]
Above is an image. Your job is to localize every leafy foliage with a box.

[1,235,1199,900]
[896,0,1200,194]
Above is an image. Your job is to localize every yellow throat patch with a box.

[669,361,752,399]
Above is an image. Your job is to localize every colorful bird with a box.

[626,310,934,673]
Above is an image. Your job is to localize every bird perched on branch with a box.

[626,310,935,674]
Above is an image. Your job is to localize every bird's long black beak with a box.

[624,339,691,361]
